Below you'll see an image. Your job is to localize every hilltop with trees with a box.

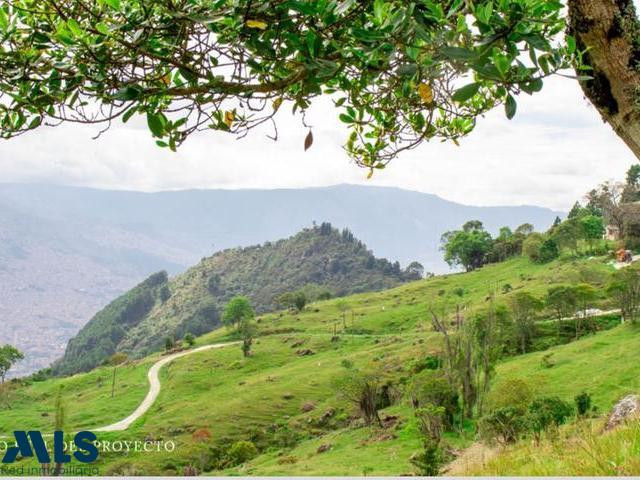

[52,224,421,376]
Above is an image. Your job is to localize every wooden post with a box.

[111,367,116,398]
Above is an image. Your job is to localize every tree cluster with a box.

[441,221,534,272]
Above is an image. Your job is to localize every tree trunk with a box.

[568,0,640,159]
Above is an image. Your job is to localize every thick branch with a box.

[568,0,640,159]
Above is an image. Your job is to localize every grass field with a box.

[2,255,639,476]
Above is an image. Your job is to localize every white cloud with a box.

[0,74,636,211]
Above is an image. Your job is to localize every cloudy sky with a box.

[0,73,635,211]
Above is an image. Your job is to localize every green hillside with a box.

[52,224,414,376]
[456,324,640,476]
[4,253,640,476]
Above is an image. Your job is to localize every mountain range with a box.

[0,183,563,375]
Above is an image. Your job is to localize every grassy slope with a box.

[460,418,640,476]
[454,322,640,476]
[2,255,637,476]
[490,323,640,411]
[225,323,640,477]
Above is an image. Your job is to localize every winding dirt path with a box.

[94,342,237,432]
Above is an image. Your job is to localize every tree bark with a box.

[568,0,640,159]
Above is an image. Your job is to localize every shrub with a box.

[226,440,258,466]
[410,440,443,476]
[159,285,171,302]
[486,378,533,412]
[164,337,174,350]
[479,406,528,445]
[202,444,227,471]
[332,370,383,426]
[575,392,592,417]
[409,355,441,374]
[527,396,574,443]
[541,353,555,369]
[207,274,221,295]
[408,370,458,429]
[183,333,195,347]
[523,233,544,263]
[277,455,298,465]
[108,352,128,366]
[411,404,445,476]
[340,359,353,370]
[317,291,332,301]
[275,291,307,312]
[538,238,560,263]
[272,425,301,449]
[524,234,558,264]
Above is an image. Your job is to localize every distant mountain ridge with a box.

[0,183,563,375]
[52,224,412,376]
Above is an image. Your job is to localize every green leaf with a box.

[113,86,142,101]
[96,22,110,36]
[397,64,418,77]
[55,23,74,45]
[28,117,42,129]
[339,113,354,124]
[521,78,543,94]
[505,94,517,120]
[147,112,165,137]
[373,0,385,25]
[441,47,476,61]
[121,107,137,123]
[67,19,83,37]
[493,55,511,78]
[0,8,9,32]
[452,83,480,103]
[103,0,121,10]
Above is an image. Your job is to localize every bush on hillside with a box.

[108,352,128,366]
[538,238,560,263]
[332,370,383,426]
[411,404,446,476]
[409,355,441,374]
[574,392,593,417]
[407,370,458,429]
[183,333,195,347]
[527,396,574,443]
[486,378,533,412]
[523,234,558,264]
[226,440,258,466]
[479,406,528,445]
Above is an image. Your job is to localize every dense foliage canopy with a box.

[0,0,575,169]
